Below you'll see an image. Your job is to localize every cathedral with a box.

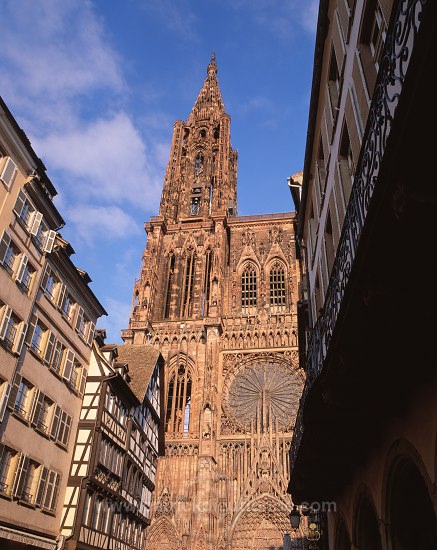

[121,54,306,550]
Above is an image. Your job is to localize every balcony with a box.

[289,0,436,501]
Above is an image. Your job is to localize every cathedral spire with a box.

[159,53,237,223]
[187,52,225,124]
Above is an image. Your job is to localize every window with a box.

[0,304,27,354]
[32,220,56,254]
[56,409,72,447]
[325,212,335,275]
[359,0,388,95]
[75,306,96,345]
[191,197,201,216]
[49,340,65,374]
[17,259,36,294]
[369,3,386,71]
[20,459,40,504]
[0,156,17,189]
[241,263,257,313]
[338,122,354,204]
[27,315,49,357]
[0,231,35,294]
[40,469,60,512]
[0,231,20,276]
[32,393,54,435]
[0,379,11,422]
[41,266,61,303]
[61,292,76,322]
[163,255,175,319]
[269,262,286,311]
[202,250,213,315]
[166,363,192,433]
[181,251,196,318]
[328,47,340,114]
[13,190,42,235]
[13,377,34,419]
[0,443,18,495]
[194,153,204,175]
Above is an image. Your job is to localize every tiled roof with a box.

[116,344,160,402]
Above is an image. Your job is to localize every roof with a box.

[116,344,161,402]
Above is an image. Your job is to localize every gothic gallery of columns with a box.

[121,55,305,549]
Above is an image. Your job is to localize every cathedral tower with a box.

[122,54,306,550]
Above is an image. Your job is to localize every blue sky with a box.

[0,0,317,342]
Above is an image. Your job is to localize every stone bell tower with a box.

[122,54,307,550]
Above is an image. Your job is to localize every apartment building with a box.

[0,97,106,549]
[288,0,437,548]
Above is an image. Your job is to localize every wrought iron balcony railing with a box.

[290,0,427,468]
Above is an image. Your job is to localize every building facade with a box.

[60,331,163,550]
[0,97,106,549]
[121,55,307,550]
[289,0,437,548]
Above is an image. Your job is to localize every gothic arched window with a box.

[202,249,213,315]
[269,262,286,312]
[181,250,196,318]
[163,255,175,319]
[165,364,193,433]
[195,153,204,175]
[241,263,257,313]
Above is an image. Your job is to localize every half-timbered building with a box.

[61,330,164,550]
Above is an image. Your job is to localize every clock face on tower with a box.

[225,361,302,431]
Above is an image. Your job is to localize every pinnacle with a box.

[187,53,225,124]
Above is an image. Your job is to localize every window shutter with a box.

[78,367,88,396]
[86,321,96,346]
[57,284,66,309]
[42,230,57,254]
[44,331,56,363]
[74,306,84,332]
[25,313,37,346]
[13,190,26,218]
[62,349,75,381]
[0,157,17,189]
[35,466,48,507]
[14,253,28,283]
[7,374,21,410]
[29,211,43,236]
[12,455,29,498]
[50,405,61,439]
[0,383,11,422]
[31,390,44,427]
[61,414,72,446]
[41,265,51,291]
[43,471,60,512]
[12,322,27,355]
[0,231,11,265]
[0,305,12,340]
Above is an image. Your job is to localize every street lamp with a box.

[289,505,301,530]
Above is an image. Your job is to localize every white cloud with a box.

[300,0,319,35]
[65,204,141,243]
[0,0,169,243]
[136,0,198,40]
[33,113,163,209]
[229,0,318,38]
[98,297,132,344]
[1,0,123,102]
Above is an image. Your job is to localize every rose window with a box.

[227,363,301,430]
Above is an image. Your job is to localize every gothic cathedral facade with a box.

[121,55,306,550]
